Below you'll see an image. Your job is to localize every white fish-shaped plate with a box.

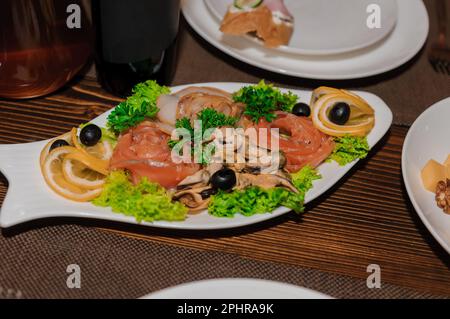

[0,83,392,230]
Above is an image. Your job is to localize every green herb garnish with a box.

[169,108,238,142]
[106,80,170,134]
[328,135,370,166]
[233,80,298,123]
[92,170,187,222]
[290,165,322,193]
[208,187,305,217]
[197,108,239,133]
[168,108,238,164]
[175,117,194,134]
[208,165,321,217]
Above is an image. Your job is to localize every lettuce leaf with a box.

[92,170,187,222]
[208,165,320,218]
[208,187,305,218]
[291,165,322,193]
[329,136,370,166]
[106,80,170,134]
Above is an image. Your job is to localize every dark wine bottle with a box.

[92,0,180,97]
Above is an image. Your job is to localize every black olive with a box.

[210,168,237,191]
[292,102,311,117]
[329,102,350,125]
[80,124,102,146]
[200,188,218,199]
[49,139,69,151]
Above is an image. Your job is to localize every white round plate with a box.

[142,278,331,299]
[182,0,429,80]
[0,83,392,230]
[402,97,450,255]
[205,0,398,56]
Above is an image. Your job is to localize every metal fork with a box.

[428,0,450,75]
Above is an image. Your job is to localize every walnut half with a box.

[435,179,450,214]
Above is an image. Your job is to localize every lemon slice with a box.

[318,94,374,129]
[71,127,113,161]
[312,93,375,137]
[310,86,342,106]
[39,132,72,167]
[62,157,106,189]
[64,151,109,176]
[41,146,102,202]
[85,140,113,160]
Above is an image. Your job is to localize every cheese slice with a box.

[443,155,450,179]
[421,159,446,192]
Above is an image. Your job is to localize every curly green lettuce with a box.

[233,80,298,123]
[329,136,370,166]
[208,187,305,218]
[291,165,322,193]
[92,170,187,222]
[106,80,170,134]
[208,165,321,218]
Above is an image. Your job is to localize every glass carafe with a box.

[0,0,92,99]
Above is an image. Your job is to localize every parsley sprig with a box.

[233,80,298,123]
[196,108,238,133]
[106,80,170,134]
[168,108,238,164]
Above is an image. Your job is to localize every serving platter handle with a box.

[0,141,49,228]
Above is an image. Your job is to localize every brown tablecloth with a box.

[0,224,445,299]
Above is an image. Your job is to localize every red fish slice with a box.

[110,122,200,189]
[250,112,334,173]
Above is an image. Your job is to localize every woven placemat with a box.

[0,224,445,299]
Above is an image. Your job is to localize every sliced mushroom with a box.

[189,200,210,213]
[173,186,211,212]
[236,172,298,193]
[177,170,210,189]
[233,147,285,175]
[177,163,223,190]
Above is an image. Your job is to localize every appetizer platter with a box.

[402,97,450,254]
[0,82,392,230]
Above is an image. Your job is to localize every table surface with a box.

[0,0,450,299]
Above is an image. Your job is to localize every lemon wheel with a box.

[39,132,72,167]
[310,86,342,106]
[41,146,102,202]
[312,92,375,137]
[62,157,106,189]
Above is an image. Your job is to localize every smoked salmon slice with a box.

[249,112,335,172]
[110,121,200,189]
